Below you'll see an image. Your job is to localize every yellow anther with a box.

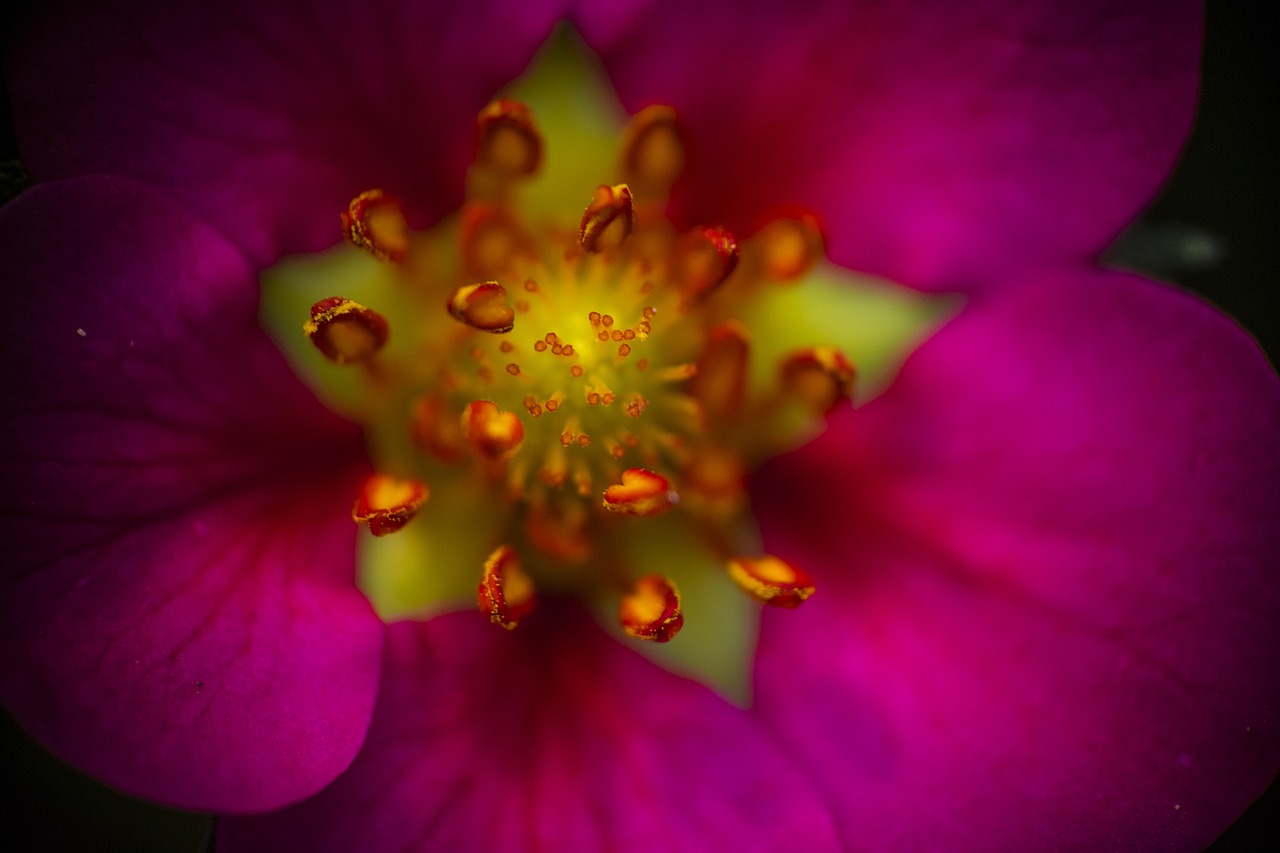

[619,575,684,642]
[351,473,428,537]
[341,189,409,262]
[304,297,389,364]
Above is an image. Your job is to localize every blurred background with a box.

[2,2,1276,850]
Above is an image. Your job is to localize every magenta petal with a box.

[751,269,1280,850]
[6,0,570,266]
[579,0,1202,290]
[0,177,382,811]
[220,609,843,851]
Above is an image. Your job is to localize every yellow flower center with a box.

[260,27,953,701]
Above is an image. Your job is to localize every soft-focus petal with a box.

[580,0,1202,290]
[0,177,382,811]
[752,268,1280,850]
[220,609,842,851]
[5,0,571,265]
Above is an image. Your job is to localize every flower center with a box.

[260,28,952,700]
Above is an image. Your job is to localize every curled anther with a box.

[475,99,543,177]
[462,400,525,459]
[620,575,684,642]
[781,347,856,413]
[727,555,815,609]
[352,473,429,537]
[677,226,739,300]
[304,297,389,364]
[477,545,536,629]
[621,105,684,197]
[579,184,635,253]
[341,189,409,262]
[602,468,677,516]
[448,282,515,333]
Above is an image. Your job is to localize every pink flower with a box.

[2,1,1277,850]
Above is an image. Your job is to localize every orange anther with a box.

[477,545,536,629]
[757,213,825,280]
[475,99,543,177]
[461,400,525,459]
[781,347,856,413]
[727,555,815,609]
[677,226,739,300]
[602,468,677,516]
[304,297,389,364]
[447,282,515,334]
[409,393,466,463]
[351,473,428,537]
[460,203,529,278]
[619,575,683,642]
[689,321,749,417]
[620,105,685,197]
[341,189,409,262]
[579,184,635,253]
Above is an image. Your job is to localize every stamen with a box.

[341,190,410,262]
[460,204,528,278]
[475,99,543,178]
[409,393,466,462]
[304,297,389,364]
[677,226,740,300]
[619,575,684,642]
[579,184,635,253]
[689,321,750,417]
[602,468,677,516]
[462,401,525,459]
[781,347,856,413]
[448,282,516,334]
[756,213,825,280]
[351,473,429,537]
[727,555,815,608]
[477,545,536,629]
[524,503,592,563]
[620,105,684,199]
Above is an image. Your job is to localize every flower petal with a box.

[579,0,1202,290]
[751,268,1280,849]
[0,177,382,811]
[6,0,571,266]
[220,609,842,851]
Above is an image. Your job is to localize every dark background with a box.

[2,2,1276,850]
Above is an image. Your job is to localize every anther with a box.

[524,503,592,563]
[477,545,536,629]
[727,555,815,608]
[447,282,515,334]
[410,393,466,462]
[460,204,528,277]
[620,105,684,199]
[602,468,677,516]
[757,213,825,280]
[341,190,409,262]
[781,347,856,413]
[475,100,543,177]
[462,400,525,459]
[579,184,635,253]
[304,297,389,364]
[677,226,740,300]
[689,321,749,417]
[619,575,684,642]
[351,473,428,537]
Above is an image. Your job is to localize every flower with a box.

[1,1,1277,851]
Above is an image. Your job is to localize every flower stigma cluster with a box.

[263,32,945,692]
